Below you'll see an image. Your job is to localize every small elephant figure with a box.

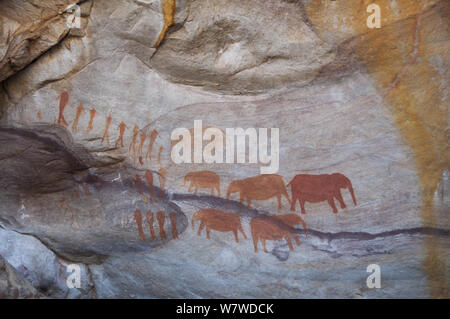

[226,174,291,209]
[287,173,357,214]
[250,214,307,253]
[192,209,247,242]
[184,170,220,196]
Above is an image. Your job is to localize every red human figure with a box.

[72,104,85,133]
[135,174,144,195]
[158,167,167,191]
[144,170,156,203]
[86,108,96,132]
[134,209,145,240]
[158,146,163,164]
[57,91,70,126]
[157,211,166,239]
[83,184,91,195]
[129,125,139,161]
[101,111,112,145]
[115,121,127,148]
[146,211,156,239]
[169,211,178,239]
[59,197,77,229]
[138,131,147,157]
[146,129,158,160]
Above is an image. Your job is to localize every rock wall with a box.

[0,0,448,298]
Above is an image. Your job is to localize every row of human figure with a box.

[133,209,179,241]
[55,91,163,166]
[183,171,357,214]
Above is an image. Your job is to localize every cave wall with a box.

[0,0,448,298]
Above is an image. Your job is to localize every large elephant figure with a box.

[287,173,357,214]
[226,174,291,209]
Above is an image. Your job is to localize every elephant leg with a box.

[253,234,259,253]
[188,182,193,192]
[290,194,297,211]
[206,227,211,239]
[216,185,220,197]
[238,195,244,212]
[285,236,294,251]
[327,197,338,213]
[300,199,306,214]
[263,239,268,253]
[194,186,198,195]
[239,225,247,239]
[282,187,291,206]
[293,234,301,246]
[335,190,346,209]
[233,229,239,243]
[277,195,282,209]
[197,220,205,236]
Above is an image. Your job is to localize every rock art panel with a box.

[0,0,448,299]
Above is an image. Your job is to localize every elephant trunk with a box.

[226,184,235,207]
[347,181,357,206]
[226,189,231,201]
[286,178,294,188]
[226,181,241,208]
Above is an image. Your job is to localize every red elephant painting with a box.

[192,209,247,243]
[250,214,306,253]
[287,173,357,214]
[226,174,290,209]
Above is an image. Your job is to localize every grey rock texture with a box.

[0,0,92,82]
[150,0,335,94]
[0,0,448,298]
[0,254,43,298]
